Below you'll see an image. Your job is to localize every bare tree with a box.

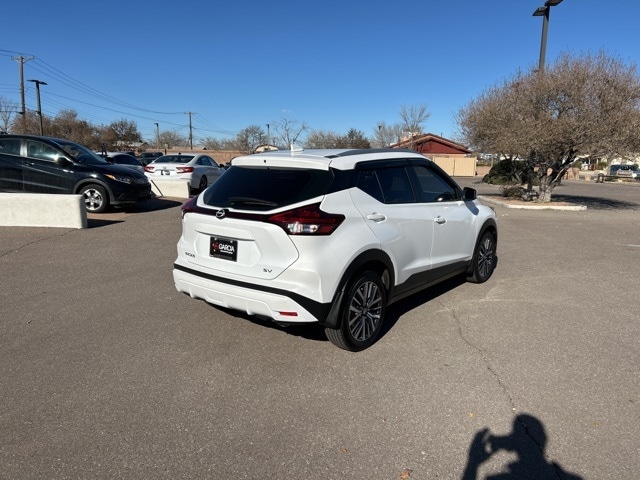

[305,130,340,148]
[272,117,308,148]
[158,131,189,149]
[236,125,266,154]
[100,119,142,150]
[457,51,640,202]
[373,121,404,148]
[399,103,431,143]
[0,96,18,133]
[337,129,371,149]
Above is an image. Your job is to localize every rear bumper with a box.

[173,262,332,324]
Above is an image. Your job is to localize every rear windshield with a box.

[155,155,194,163]
[201,166,334,210]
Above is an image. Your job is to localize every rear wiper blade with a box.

[229,197,278,207]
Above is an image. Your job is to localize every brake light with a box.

[265,203,344,235]
[181,196,210,218]
[176,166,194,173]
[144,165,154,172]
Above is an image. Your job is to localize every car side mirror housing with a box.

[463,187,477,201]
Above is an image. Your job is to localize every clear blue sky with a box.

[1,0,639,145]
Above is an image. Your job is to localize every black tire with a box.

[198,176,208,192]
[80,184,109,213]
[467,230,496,283]
[325,271,387,352]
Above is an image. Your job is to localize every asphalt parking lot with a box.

[1,179,639,479]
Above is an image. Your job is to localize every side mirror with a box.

[463,187,477,201]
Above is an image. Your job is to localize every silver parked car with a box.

[144,153,224,192]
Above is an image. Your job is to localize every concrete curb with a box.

[479,195,587,211]
[149,179,191,198]
[0,193,87,228]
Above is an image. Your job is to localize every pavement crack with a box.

[450,306,517,412]
[0,230,76,258]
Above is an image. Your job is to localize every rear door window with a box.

[0,138,21,156]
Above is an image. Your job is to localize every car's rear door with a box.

[350,165,434,286]
[0,137,24,191]
[22,140,75,193]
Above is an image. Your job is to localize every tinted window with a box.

[357,169,384,202]
[27,141,60,162]
[112,154,141,166]
[197,157,213,166]
[0,138,21,156]
[377,166,415,204]
[202,166,334,210]
[411,165,458,202]
[155,155,193,164]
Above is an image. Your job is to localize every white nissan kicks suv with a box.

[173,148,497,351]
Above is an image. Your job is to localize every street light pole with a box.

[28,79,47,135]
[532,0,564,72]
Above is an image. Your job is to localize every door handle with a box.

[366,213,386,223]
[434,216,446,224]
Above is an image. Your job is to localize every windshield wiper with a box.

[229,197,278,207]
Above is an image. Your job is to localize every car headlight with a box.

[105,174,133,184]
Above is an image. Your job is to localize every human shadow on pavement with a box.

[462,414,583,480]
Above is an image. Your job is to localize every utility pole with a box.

[185,112,195,150]
[11,54,34,132]
[28,79,47,135]
[154,122,160,149]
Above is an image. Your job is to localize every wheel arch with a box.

[321,249,395,330]
[75,179,115,203]
[466,218,498,277]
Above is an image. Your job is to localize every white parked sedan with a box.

[144,153,224,192]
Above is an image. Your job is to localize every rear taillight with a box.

[265,203,344,235]
[176,166,194,173]
[181,196,209,218]
[144,165,154,172]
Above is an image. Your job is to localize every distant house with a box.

[392,133,475,177]
[392,133,471,155]
[254,144,279,153]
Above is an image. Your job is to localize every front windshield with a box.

[56,139,108,165]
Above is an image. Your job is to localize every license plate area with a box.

[210,237,237,261]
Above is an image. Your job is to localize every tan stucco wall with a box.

[430,155,477,176]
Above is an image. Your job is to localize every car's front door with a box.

[409,164,476,272]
